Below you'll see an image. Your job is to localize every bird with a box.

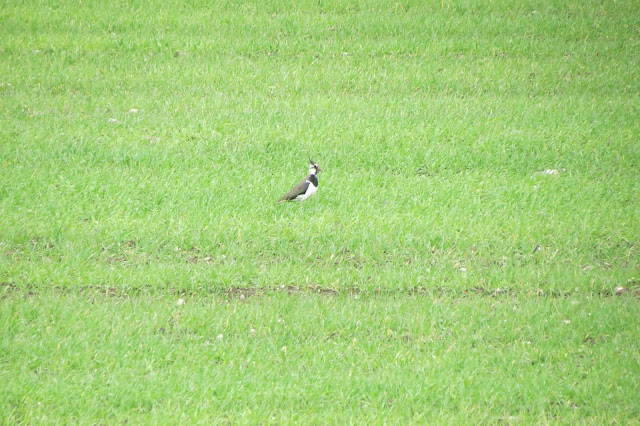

[278,159,322,203]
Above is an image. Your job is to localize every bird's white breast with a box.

[295,180,318,201]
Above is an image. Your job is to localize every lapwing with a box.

[278,159,322,203]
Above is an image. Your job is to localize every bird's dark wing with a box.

[278,179,310,202]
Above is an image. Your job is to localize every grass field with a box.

[1,0,639,422]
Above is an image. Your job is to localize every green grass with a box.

[1,0,639,422]
[3,289,640,423]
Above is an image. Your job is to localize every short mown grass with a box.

[1,0,639,422]
[2,288,639,423]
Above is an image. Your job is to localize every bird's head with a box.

[309,158,322,174]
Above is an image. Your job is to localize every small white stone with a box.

[108,118,118,123]
[563,319,571,325]
[217,334,223,339]
[128,108,139,114]
[459,267,467,272]
[176,298,185,306]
